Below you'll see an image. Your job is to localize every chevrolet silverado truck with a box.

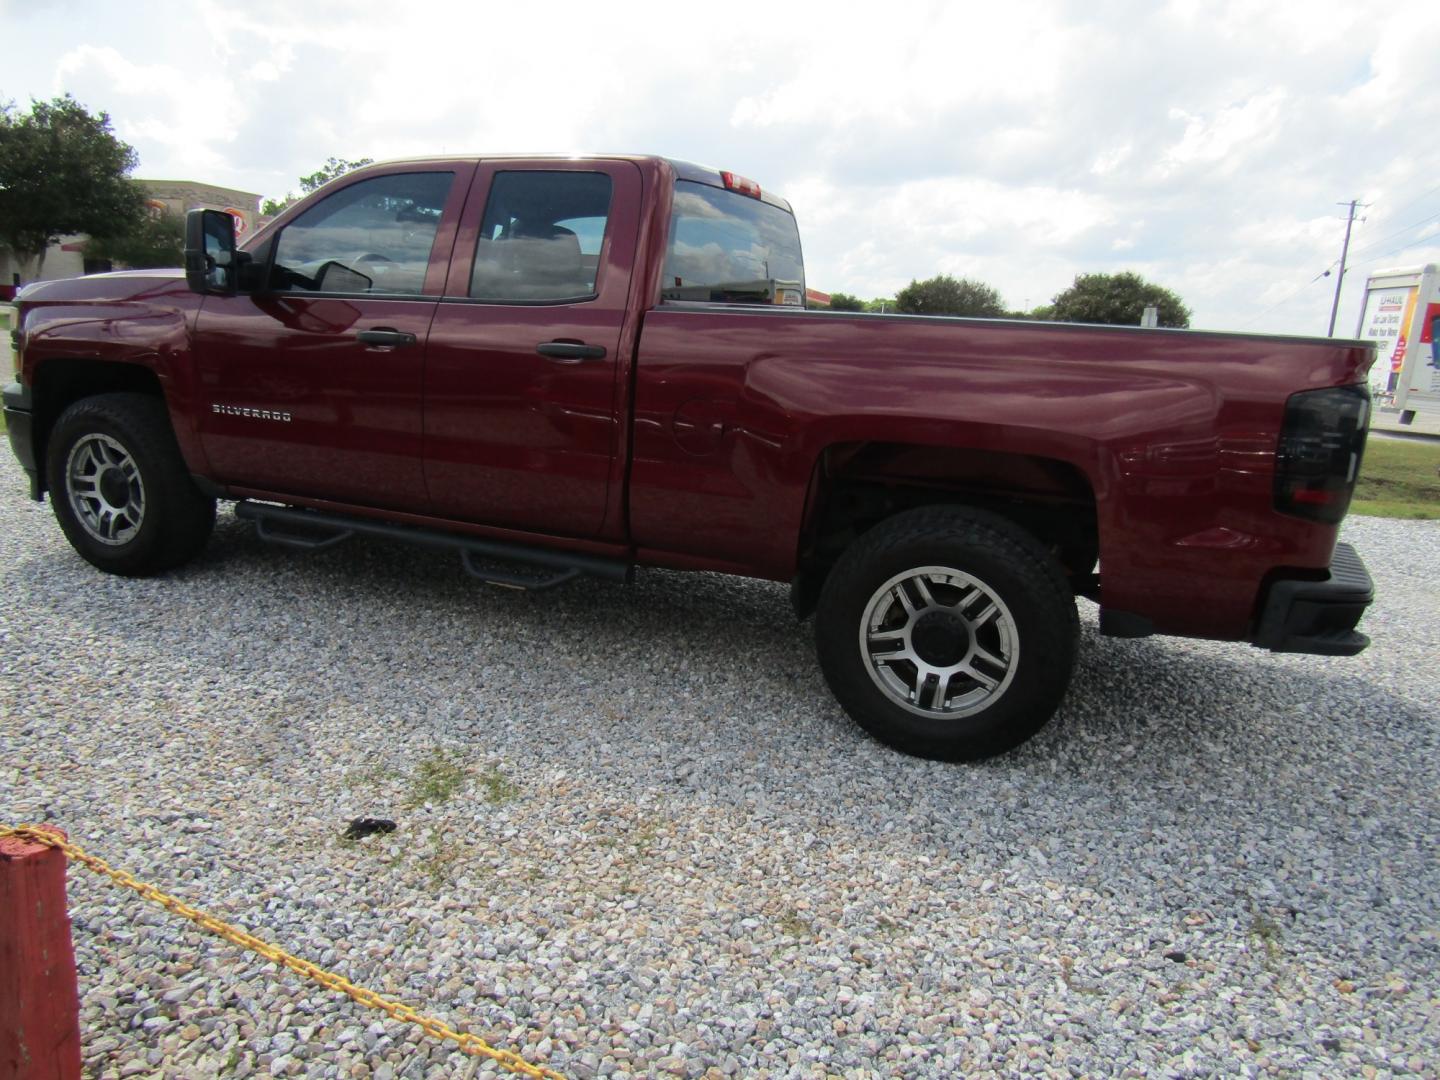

[3,155,1376,760]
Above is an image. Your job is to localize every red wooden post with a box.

[1,829,82,1080]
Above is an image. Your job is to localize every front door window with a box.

[271,172,454,296]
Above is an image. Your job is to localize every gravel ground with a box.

[3,451,1438,1079]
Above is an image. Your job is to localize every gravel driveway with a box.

[3,452,1437,1079]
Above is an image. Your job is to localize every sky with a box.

[2,0,1437,335]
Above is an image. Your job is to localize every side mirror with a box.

[184,209,238,295]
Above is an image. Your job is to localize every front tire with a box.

[45,393,216,577]
[815,506,1078,761]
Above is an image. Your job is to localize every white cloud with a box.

[1159,90,1287,176]
[52,43,245,177]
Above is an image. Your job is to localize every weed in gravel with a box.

[476,763,520,805]
[343,762,398,791]
[874,914,904,936]
[1249,909,1285,969]
[1060,955,1101,995]
[404,750,470,808]
[418,829,465,888]
[779,909,814,939]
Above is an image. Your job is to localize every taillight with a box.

[1274,384,1370,524]
[720,171,762,199]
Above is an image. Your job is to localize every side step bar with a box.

[234,501,632,591]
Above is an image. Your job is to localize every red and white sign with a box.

[222,208,248,236]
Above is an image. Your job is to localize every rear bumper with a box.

[2,381,41,500]
[1252,542,1373,656]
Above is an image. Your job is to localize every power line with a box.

[1370,180,1440,224]
[1344,207,1440,264]
[1356,224,1440,266]
[1241,205,1366,330]
[1240,273,1330,329]
[1239,198,1440,331]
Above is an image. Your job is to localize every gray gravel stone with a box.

[2,452,1437,1078]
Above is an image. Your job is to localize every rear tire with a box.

[45,393,216,577]
[815,506,1078,761]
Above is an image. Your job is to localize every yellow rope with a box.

[1,825,566,1079]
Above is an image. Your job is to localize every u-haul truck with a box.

[1356,264,1440,414]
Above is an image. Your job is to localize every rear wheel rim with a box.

[65,433,146,546]
[858,565,1018,718]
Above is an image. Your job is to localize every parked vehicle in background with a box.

[1356,263,1440,419]
[3,155,1377,760]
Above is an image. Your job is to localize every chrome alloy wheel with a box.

[859,566,1018,718]
[65,433,146,546]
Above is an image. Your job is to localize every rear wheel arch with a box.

[792,441,1101,617]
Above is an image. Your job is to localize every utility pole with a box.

[1327,199,1362,337]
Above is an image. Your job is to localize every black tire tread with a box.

[46,393,215,577]
[815,505,1078,761]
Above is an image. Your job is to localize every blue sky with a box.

[3,0,1438,335]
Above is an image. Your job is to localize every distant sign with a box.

[1357,285,1416,393]
[222,207,248,236]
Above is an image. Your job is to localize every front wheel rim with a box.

[65,433,146,546]
[858,565,1019,719]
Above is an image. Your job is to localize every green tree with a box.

[300,156,373,193]
[1047,271,1191,328]
[85,209,185,269]
[826,291,865,311]
[263,156,374,216]
[894,274,1006,317]
[0,95,145,279]
[864,297,897,313]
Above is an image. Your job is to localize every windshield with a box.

[661,180,804,306]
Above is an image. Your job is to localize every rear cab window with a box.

[661,179,805,307]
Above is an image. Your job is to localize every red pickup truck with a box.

[4,155,1375,760]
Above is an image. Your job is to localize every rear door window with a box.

[469,171,614,302]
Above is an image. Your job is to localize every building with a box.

[0,179,260,298]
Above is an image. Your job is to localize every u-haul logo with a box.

[213,403,292,422]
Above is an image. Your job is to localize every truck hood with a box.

[17,269,189,305]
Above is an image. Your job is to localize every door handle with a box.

[536,341,607,362]
[357,328,417,348]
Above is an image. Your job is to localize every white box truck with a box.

[1356,263,1440,420]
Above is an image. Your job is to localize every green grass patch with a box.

[1351,437,1440,519]
[475,763,520,805]
[342,762,398,790]
[399,750,520,809]
[418,828,468,888]
[404,750,470,808]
